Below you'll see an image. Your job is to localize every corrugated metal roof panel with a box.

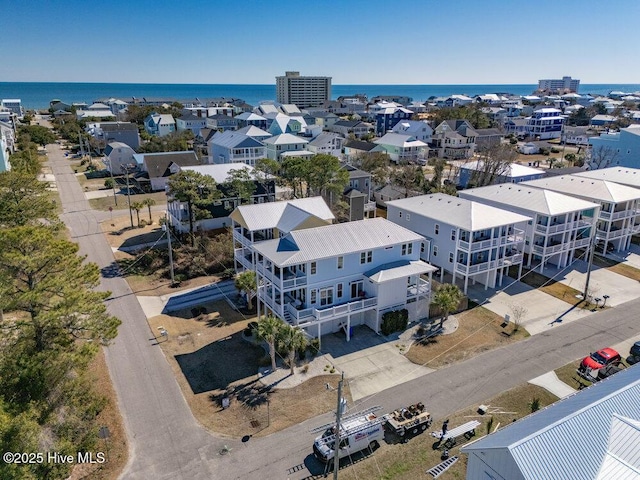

[522,176,640,203]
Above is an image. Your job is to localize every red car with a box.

[580,348,621,371]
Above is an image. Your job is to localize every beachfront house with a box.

[252,218,437,341]
[522,175,640,253]
[387,194,529,294]
[460,184,599,272]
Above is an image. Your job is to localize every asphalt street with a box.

[46,139,640,480]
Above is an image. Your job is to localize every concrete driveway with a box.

[320,326,434,401]
[540,259,640,307]
[466,278,593,335]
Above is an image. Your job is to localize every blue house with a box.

[588,125,640,169]
[375,106,413,135]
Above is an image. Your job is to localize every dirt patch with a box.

[592,254,640,281]
[405,307,529,368]
[68,349,128,480]
[91,191,168,212]
[125,274,220,297]
[331,383,558,480]
[147,301,349,438]
[100,213,165,247]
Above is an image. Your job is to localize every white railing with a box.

[631,224,640,234]
[284,297,378,324]
[532,243,565,255]
[455,260,498,275]
[534,220,591,235]
[612,210,634,221]
[407,278,430,297]
[282,275,308,289]
[597,228,625,240]
[232,229,252,247]
[498,253,523,266]
[572,238,591,249]
[364,201,377,212]
[234,253,253,270]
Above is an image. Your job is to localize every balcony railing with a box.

[597,228,626,240]
[532,243,565,255]
[232,229,252,248]
[534,220,591,235]
[234,252,253,270]
[364,201,377,212]
[407,278,430,297]
[455,260,499,275]
[283,297,378,325]
[256,263,308,290]
[572,237,591,249]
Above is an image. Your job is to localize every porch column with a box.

[318,322,322,351]
[346,314,351,342]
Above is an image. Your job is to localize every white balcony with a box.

[234,252,253,270]
[364,201,377,212]
[534,220,591,235]
[532,243,566,255]
[283,297,378,326]
[407,278,430,297]
[232,229,252,248]
[455,260,498,275]
[572,237,591,249]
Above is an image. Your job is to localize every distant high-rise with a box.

[276,71,331,108]
[537,76,580,93]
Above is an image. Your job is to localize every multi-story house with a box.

[167,163,275,232]
[263,133,311,161]
[206,114,238,132]
[230,196,335,273]
[525,108,564,140]
[387,194,530,294]
[457,161,544,188]
[460,184,600,272]
[342,164,376,221]
[235,125,272,142]
[375,105,414,135]
[252,218,436,340]
[331,120,372,139]
[343,140,382,162]
[588,125,640,169]
[134,151,202,191]
[104,142,136,174]
[307,132,344,157]
[176,113,207,136]
[267,114,304,136]
[431,120,477,159]
[522,175,640,253]
[144,113,176,137]
[373,133,429,164]
[1,99,23,117]
[307,111,340,130]
[561,126,593,146]
[391,120,433,143]
[209,130,265,166]
[235,112,268,130]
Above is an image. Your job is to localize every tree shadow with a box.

[209,377,273,411]
[101,261,122,278]
[175,331,263,394]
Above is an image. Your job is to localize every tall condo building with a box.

[537,76,580,93]
[276,71,331,108]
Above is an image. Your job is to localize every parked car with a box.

[626,341,640,365]
[580,348,621,371]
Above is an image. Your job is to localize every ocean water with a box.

[2,82,640,110]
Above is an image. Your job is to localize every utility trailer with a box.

[385,402,432,438]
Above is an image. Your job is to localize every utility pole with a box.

[333,372,344,480]
[583,224,597,301]
[165,211,175,285]
[122,164,134,228]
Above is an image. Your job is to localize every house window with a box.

[320,287,334,306]
[402,243,413,255]
[449,252,454,263]
[433,245,438,257]
[406,213,410,221]
[451,229,456,241]
[351,281,364,299]
[310,261,317,275]
[421,242,425,253]
[435,224,439,235]
[337,256,343,269]
[337,283,343,298]
[398,211,402,218]
[310,289,317,304]
[360,251,372,264]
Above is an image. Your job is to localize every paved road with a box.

[46,139,640,480]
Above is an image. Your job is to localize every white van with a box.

[313,413,385,464]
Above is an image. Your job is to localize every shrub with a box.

[550,147,560,154]
[509,138,518,145]
[380,309,409,336]
[308,338,321,355]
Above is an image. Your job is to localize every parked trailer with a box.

[385,402,432,438]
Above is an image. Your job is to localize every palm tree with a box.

[142,197,156,224]
[234,270,257,310]
[131,201,144,227]
[277,325,307,375]
[432,284,463,329]
[256,315,283,372]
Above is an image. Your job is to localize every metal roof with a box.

[462,365,640,480]
[262,133,308,145]
[252,218,425,267]
[366,260,437,283]
[374,132,428,148]
[210,130,264,149]
[230,197,334,232]
[461,184,600,216]
[574,167,640,189]
[596,414,640,480]
[387,193,531,231]
[461,161,544,178]
[522,175,640,203]
[182,163,252,184]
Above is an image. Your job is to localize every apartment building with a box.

[252,218,436,340]
[460,184,599,272]
[387,194,530,294]
[276,71,332,109]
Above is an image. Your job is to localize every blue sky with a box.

[2,0,639,84]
